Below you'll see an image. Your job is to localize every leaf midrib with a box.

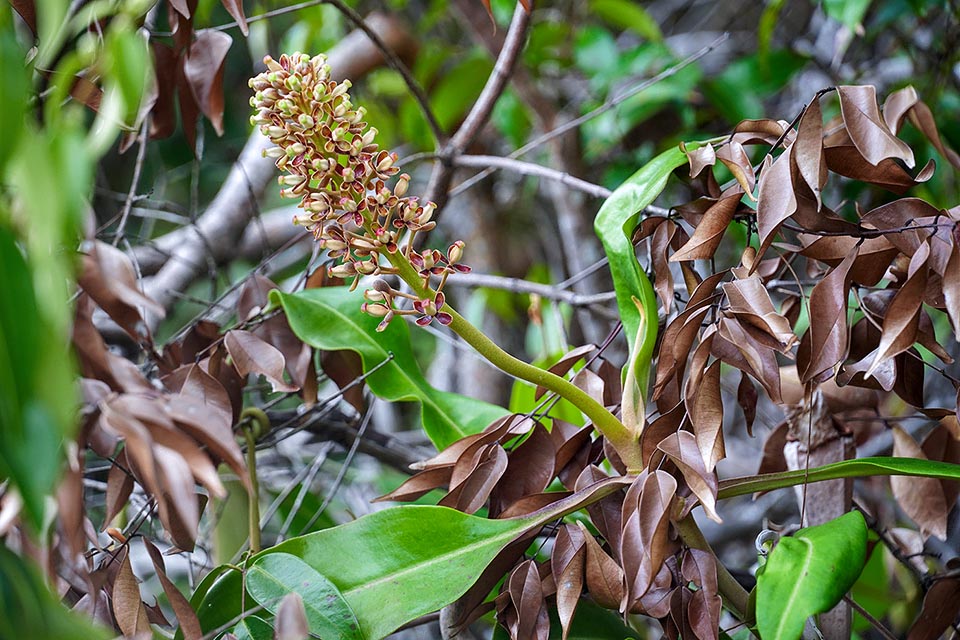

[771,536,816,640]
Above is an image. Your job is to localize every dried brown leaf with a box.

[944,243,960,338]
[682,550,721,640]
[657,432,720,522]
[687,360,725,472]
[722,276,797,350]
[736,372,758,437]
[866,243,929,378]
[552,525,586,640]
[620,471,677,610]
[491,423,556,515]
[113,550,152,636]
[711,321,782,404]
[837,85,915,167]
[717,140,756,195]
[224,329,298,392]
[374,466,453,503]
[824,145,933,194]
[799,245,858,384]
[143,538,202,640]
[103,458,134,529]
[907,577,960,640]
[579,522,624,610]
[920,423,960,512]
[792,97,826,210]
[78,240,165,341]
[891,426,948,539]
[183,31,232,135]
[651,220,678,314]
[670,189,741,262]
[440,443,508,514]
[686,143,716,178]
[575,466,623,551]
[535,344,596,400]
[507,560,549,640]
[219,0,248,35]
[884,86,960,169]
[756,152,797,257]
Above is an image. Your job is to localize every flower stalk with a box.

[250,52,642,470]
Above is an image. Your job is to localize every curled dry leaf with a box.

[756,152,797,257]
[113,549,152,637]
[534,344,595,400]
[687,359,725,473]
[670,188,742,262]
[439,443,508,514]
[620,471,677,611]
[78,240,165,341]
[891,426,948,539]
[791,96,826,210]
[837,85,915,168]
[799,245,858,384]
[551,525,586,640]
[143,538,202,640]
[578,521,625,610]
[504,560,549,640]
[866,242,930,379]
[883,85,960,169]
[182,31,232,136]
[682,549,721,640]
[721,276,797,351]
[736,371,758,437]
[657,431,721,522]
[224,329,299,393]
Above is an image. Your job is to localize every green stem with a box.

[384,251,643,471]
[676,514,750,621]
[244,428,262,554]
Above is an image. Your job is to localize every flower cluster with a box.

[249,52,470,330]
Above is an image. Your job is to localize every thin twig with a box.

[299,398,375,534]
[843,595,899,640]
[448,32,730,198]
[113,118,151,246]
[444,271,616,306]
[453,154,612,199]
[422,1,532,211]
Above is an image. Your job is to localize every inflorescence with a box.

[249,52,470,330]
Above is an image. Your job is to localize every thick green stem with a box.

[243,428,262,554]
[384,251,643,471]
[676,514,750,621]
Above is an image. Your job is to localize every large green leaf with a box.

[272,287,508,449]
[246,553,362,639]
[191,479,628,639]
[0,225,63,529]
[0,546,110,640]
[718,456,960,499]
[756,511,868,640]
[594,145,690,400]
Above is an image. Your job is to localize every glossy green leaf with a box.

[594,145,690,398]
[756,511,868,640]
[191,479,628,639]
[718,456,960,499]
[230,615,274,640]
[247,553,362,639]
[272,287,508,449]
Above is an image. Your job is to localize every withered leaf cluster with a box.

[381,84,960,640]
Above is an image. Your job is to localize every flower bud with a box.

[355,259,378,275]
[329,262,357,278]
[394,174,410,197]
[447,240,464,264]
[298,114,315,129]
[361,302,391,317]
[363,289,388,303]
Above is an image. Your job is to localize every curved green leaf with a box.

[191,479,629,639]
[271,287,508,449]
[230,615,273,640]
[247,553,362,639]
[594,145,690,396]
[756,511,867,640]
[718,456,960,499]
